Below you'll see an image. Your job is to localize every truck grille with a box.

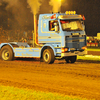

[65,35,86,49]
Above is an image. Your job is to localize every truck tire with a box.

[65,57,70,63]
[65,56,76,63]
[1,45,14,61]
[43,49,55,64]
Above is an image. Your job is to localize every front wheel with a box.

[0,45,14,61]
[43,49,55,64]
[65,56,77,63]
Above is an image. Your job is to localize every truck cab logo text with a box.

[42,15,51,19]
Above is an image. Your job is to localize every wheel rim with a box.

[2,50,10,60]
[44,52,49,62]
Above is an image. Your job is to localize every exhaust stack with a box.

[33,14,38,47]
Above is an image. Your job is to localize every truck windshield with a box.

[60,20,84,31]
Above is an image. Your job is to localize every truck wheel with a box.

[65,57,70,63]
[1,45,14,61]
[65,56,76,63]
[43,49,55,64]
[70,56,77,63]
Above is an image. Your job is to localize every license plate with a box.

[72,33,79,35]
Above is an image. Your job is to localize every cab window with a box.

[49,20,59,31]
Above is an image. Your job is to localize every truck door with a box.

[38,20,61,44]
[47,20,61,44]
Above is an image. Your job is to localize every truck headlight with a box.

[81,46,87,50]
[61,48,68,53]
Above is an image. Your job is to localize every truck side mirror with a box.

[55,25,59,32]
[54,23,59,32]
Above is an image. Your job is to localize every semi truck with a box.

[0,11,87,64]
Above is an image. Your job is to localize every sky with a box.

[0,0,100,36]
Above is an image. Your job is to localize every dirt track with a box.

[0,58,100,100]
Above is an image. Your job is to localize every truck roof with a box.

[39,11,83,20]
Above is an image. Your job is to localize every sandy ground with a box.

[0,55,100,100]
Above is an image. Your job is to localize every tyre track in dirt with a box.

[0,59,100,100]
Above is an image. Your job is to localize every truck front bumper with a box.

[61,50,87,57]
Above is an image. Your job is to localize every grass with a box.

[0,85,88,100]
[77,55,100,61]
[77,48,100,61]
[87,48,100,51]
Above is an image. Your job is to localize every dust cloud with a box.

[0,0,33,30]
[3,0,19,9]
[49,0,62,13]
[27,0,41,15]
[0,0,64,31]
